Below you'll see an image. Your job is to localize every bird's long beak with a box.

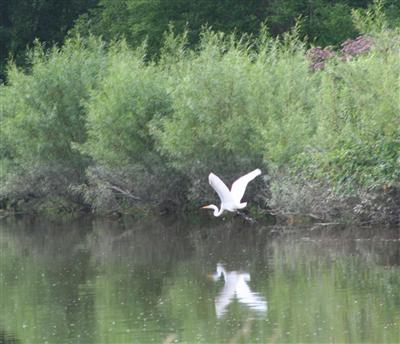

[201,205,209,209]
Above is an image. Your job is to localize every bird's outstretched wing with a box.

[209,173,235,204]
[230,169,261,202]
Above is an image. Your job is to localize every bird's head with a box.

[201,205,214,210]
[201,204,222,217]
[201,204,219,212]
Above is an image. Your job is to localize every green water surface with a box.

[0,216,399,343]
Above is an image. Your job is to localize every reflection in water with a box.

[211,263,267,318]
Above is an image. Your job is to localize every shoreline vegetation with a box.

[0,5,399,225]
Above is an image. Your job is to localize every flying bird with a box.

[201,169,261,217]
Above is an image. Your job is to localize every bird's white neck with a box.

[209,204,224,217]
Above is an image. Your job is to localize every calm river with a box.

[0,216,399,343]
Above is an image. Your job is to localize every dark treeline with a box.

[0,0,98,80]
[2,0,400,80]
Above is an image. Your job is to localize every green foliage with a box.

[153,31,263,177]
[73,0,267,57]
[267,0,359,46]
[3,0,400,83]
[352,0,388,34]
[0,0,98,80]
[83,42,172,168]
[0,37,106,172]
[151,29,317,188]
[1,17,400,213]
[304,29,400,189]
[72,0,378,57]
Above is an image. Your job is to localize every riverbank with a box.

[1,177,399,226]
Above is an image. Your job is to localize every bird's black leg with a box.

[236,211,256,224]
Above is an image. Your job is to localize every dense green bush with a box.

[83,42,172,168]
[303,29,400,189]
[0,37,108,210]
[152,30,316,182]
[1,37,107,171]
[153,32,264,178]
[78,42,180,209]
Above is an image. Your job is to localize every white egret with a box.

[201,169,261,217]
[211,263,267,318]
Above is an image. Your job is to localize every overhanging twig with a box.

[107,185,141,201]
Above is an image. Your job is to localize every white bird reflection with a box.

[211,263,267,318]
